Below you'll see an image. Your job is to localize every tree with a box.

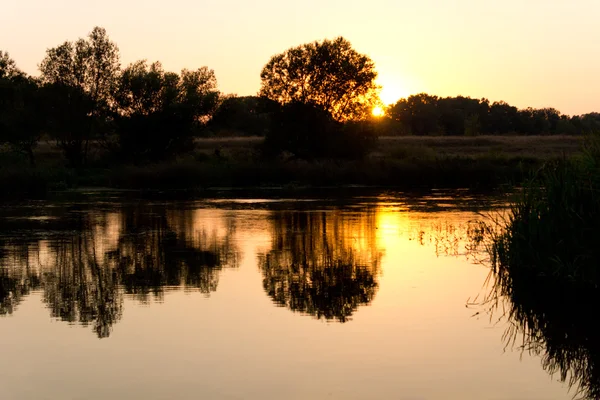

[260,37,380,121]
[0,53,45,165]
[0,76,45,165]
[39,27,120,166]
[485,101,519,134]
[112,60,220,162]
[388,94,441,135]
[208,95,279,136]
[39,27,119,107]
[0,51,24,80]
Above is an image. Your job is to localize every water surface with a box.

[0,190,573,399]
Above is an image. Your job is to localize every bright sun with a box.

[372,106,385,117]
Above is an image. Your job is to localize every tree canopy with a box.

[259,37,380,121]
[39,27,120,108]
[111,60,220,162]
[0,51,24,80]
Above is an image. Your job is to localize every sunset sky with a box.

[2,0,599,115]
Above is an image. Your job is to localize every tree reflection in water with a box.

[259,210,382,322]
[0,205,238,338]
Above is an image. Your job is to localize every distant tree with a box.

[112,60,220,162]
[579,113,600,134]
[388,94,441,135]
[39,27,120,166]
[485,101,519,134]
[437,96,484,136]
[260,37,380,121]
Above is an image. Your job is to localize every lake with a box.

[0,190,574,400]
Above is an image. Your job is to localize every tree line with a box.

[387,93,600,136]
[1,27,599,166]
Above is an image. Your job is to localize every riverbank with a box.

[0,135,584,198]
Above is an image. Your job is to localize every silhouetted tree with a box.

[388,94,441,135]
[111,60,219,162]
[485,101,519,134]
[0,75,45,165]
[39,27,120,166]
[0,51,24,80]
[387,94,581,136]
[260,37,380,121]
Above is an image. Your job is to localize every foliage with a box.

[111,60,220,162]
[39,27,120,166]
[0,75,45,165]
[388,93,589,136]
[260,37,380,121]
[0,51,24,80]
[489,145,600,287]
[208,95,279,136]
[475,139,600,398]
[39,27,120,108]
[264,101,376,159]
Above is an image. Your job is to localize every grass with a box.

[0,135,585,198]
[468,135,600,398]
[486,143,600,287]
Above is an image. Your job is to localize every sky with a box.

[2,0,600,115]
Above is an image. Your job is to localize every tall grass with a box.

[478,135,600,399]
[490,135,600,287]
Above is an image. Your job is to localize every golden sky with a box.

[2,0,599,115]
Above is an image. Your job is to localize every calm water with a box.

[0,190,574,400]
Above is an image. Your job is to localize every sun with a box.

[372,106,385,117]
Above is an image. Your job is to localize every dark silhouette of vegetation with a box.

[465,134,600,398]
[387,94,600,136]
[207,95,278,137]
[39,27,120,167]
[259,210,381,322]
[0,201,238,337]
[265,101,376,159]
[260,37,380,122]
[2,28,599,197]
[110,60,219,162]
[479,266,600,400]
[0,64,44,165]
[485,137,600,287]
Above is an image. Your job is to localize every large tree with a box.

[112,60,220,162]
[39,27,120,166]
[39,27,120,107]
[259,37,380,121]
